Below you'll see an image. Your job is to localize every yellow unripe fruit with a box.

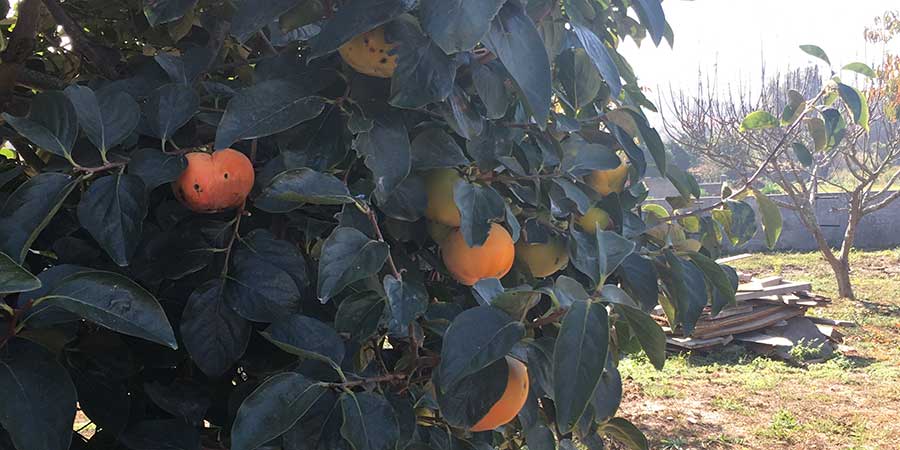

[586,153,629,196]
[426,220,454,244]
[516,238,569,278]
[673,238,702,253]
[424,169,462,227]
[576,207,611,233]
[338,27,398,78]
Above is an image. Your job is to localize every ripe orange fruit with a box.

[424,169,463,226]
[441,223,514,286]
[173,149,254,213]
[516,238,569,278]
[586,152,629,196]
[338,27,398,78]
[470,356,530,432]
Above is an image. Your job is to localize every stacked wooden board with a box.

[655,272,849,358]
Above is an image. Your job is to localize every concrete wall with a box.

[648,192,900,252]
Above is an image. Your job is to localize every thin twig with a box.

[529,308,568,328]
[365,206,402,280]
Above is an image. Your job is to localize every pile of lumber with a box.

[655,266,852,360]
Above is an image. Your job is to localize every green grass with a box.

[619,249,900,449]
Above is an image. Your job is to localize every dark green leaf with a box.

[482,2,552,124]
[256,168,354,213]
[128,148,187,190]
[411,129,469,170]
[837,83,869,130]
[472,63,509,120]
[616,305,665,370]
[143,83,198,141]
[570,24,622,98]
[437,305,525,391]
[335,292,385,343]
[617,254,659,311]
[590,359,622,421]
[633,0,666,46]
[841,62,876,78]
[384,274,427,329]
[419,0,505,54]
[560,137,619,177]
[44,271,177,348]
[143,0,197,26]
[180,280,251,377]
[453,182,506,247]
[388,21,461,109]
[154,48,211,84]
[216,81,327,149]
[0,338,77,450]
[550,178,591,215]
[340,392,400,450]
[64,85,140,154]
[658,252,707,335]
[781,89,806,126]
[807,117,827,151]
[232,373,327,450]
[559,48,603,110]
[121,419,202,450]
[434,356,510,429]
[799,44,830,65]
[822,108,847,149]
[77,174,148,266]
[0,251,40,294]
[310,0,415,58]
[225,250,302,323]
[753,189,783,250]
[724,200,756,246]
[524,425,556,450]
[665,163,701,199]
[553,300,609,433]
[686,251,736,309]
[264,314,346,364]
[1,91,78,158]
[442,86,485,139]
[791,142,813,167]
[378,175,427,221]
[317,227,389,302]
[738,110,779,132]
[354,108,412,201]
[0,173,79,263]
[231,0,301,42]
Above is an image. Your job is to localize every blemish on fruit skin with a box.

[380,58,388,64]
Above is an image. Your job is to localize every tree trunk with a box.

[794,203,856,299]
[833,194,863,299]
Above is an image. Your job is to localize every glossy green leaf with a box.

[384,274,428,330]
[658,252,707,335]
[482,2,552,124]
[77,174,149,266]
[841,62,876,78]
[340,392,400,450]
[232,373,327,450]
[410,128,469,170]
[807,117,827,151]
[0,173,79,263]
[686,251,736,308]
[1,92,78,158]
[616,304,665,370]
[553,299,609,433]
[231,0,300,42]
[354,108,412,201]
[264,314,346,364]
[143,0,197,26]
[0,251,40,294]
[180,280,251,377]
[437,305,525,391]
[558,48,603,110]
[570,23,622,98]
[256,168,354,213]
[128,148,187,190]
[738,110,779,132]
[453,182,506,247]
[791,142,813,167]
[753,189,783,249]
[799,44,830,65]
[388,19,461,109]
[601,417,649,450]
[837,82,869,131]
[781,89,806,126]
[64,85,140,155]
[44,270,177,348]
[216,80,327,149]
[143,83,198,141]
[419,0,505,54]
[317,227,389,302]
[0,338,77,450]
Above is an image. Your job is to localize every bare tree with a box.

[664,39,900,299]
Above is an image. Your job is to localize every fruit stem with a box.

[528,308,568,328]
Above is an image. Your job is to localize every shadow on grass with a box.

[675,343,878,370]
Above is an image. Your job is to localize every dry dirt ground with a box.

[618,249,900,450]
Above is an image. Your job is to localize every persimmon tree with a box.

[0,0,760,449]
[665,34,900,299]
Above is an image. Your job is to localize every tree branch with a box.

[41,0,120,79]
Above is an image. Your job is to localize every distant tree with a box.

[665,22,900,299]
